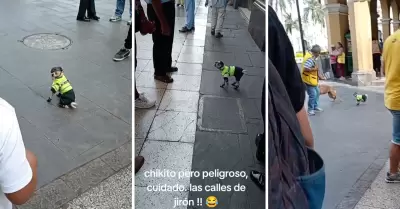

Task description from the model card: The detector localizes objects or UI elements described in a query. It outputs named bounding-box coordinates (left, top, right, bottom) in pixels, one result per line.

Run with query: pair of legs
left=336, top=63, right=345, bottom=80
left=211, top=6, right=226, bottom=38
left=115, top=0, right=132, bottom=17
left=373, top=53, right=381, bottom=78
left=58, top=90, right=77, bottom=108
left=331, top=63, right=337, bottom=78
left=306, top=84, right=321, bottom=115
left=147, top=1, right=176, bottom=83
left=250, top=80, right=265, bottom=191
left=387, top=110, right=400, bottom=182
left=179, top=0, right=195, bottom=32
left=77, top=0, right=98, bottom=21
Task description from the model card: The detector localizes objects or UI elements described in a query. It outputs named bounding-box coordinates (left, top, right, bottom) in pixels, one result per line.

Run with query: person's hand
left=161, top=22, right=171, bottom=36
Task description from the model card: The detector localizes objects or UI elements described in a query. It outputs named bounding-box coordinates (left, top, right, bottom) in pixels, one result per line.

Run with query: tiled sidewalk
left=134, top=0, right=208, bottom=208
left=353, top=160, right=400, bottom=209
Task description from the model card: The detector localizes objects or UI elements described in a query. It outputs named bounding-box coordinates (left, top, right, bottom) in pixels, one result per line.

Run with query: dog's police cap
left=50, top=67, right=63, bottom=73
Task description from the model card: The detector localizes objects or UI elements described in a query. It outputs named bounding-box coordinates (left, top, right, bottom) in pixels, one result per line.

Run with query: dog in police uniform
left=47, top=67, right=77, bottom=108
left=215, top=61, right=247, bottom=89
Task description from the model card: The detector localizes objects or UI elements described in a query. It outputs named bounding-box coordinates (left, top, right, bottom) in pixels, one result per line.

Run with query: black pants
left=147, top=1, right=175, bottom=76
left=77, top=0, right=96, bottom=18
left=60, top=89, right=76, bottom=106
left=126, top=25, right=132, bottom=49
left=373, top=53, right=381, bottom=73
left=234, top=67, right=244, bottom=81
left=331, top=63, right=337, bottom=78
left=135, top=33, right=139, bottom=99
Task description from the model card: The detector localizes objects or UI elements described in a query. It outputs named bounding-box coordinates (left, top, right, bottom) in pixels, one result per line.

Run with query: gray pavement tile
left=184, top=39, right=205, bottom=47
left=159, top=90, right=200, bottom=113
left=65, top=165, right=132, bottom=209
left=17, top=179, right=75, bottom=209
left=135, top=109, right=157, bottom=139
left=136, top=59, right=151, bottom=71
left=174, top=62, right=203, bottom=76
left=147, top=111, right=197, bottom=143
left=18, top=117, right=77, bottom=188
left=354, top=205, right=384, bottom=209
left=135, top=138, right=146, bottom=156
left=166, top=75, right=201, bottom=92
left=248, top=52, right=265, bottom=68
left=135, top=141, right=193, bottom=187
left=198, top=96, right=247, bottom=133
left=200, top=70, right=263, bottom=99
left=135, top=187, right=188, bottom=209
left=136, top=87, right=166, bottom=109
left=100, top=141, right=132, bottom=172
left=177, top=52, right=204, bottom=63
left=60, top=158, right=115, bottom=194
left=136, top=71, right=168, bottom=89
left=240, top=98, right=262, bottom=120
left=136, top=49, right=153, bottom=59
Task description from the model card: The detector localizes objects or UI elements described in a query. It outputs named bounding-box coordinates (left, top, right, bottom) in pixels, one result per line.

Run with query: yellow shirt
left=384, top=30, right=400, bottom=110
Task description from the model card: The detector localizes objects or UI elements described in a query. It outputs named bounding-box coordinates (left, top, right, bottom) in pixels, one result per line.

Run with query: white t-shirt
left=0, top=98, right=32, bottom=209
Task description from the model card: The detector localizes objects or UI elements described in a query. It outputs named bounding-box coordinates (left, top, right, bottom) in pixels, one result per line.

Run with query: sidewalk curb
left=335, top=148, right=388, bottom=209
left=17, top=140, right=132, bottom=209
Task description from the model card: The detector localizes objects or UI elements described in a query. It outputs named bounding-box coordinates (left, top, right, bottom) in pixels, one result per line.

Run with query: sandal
left=154, top=75, right=174, bottom=83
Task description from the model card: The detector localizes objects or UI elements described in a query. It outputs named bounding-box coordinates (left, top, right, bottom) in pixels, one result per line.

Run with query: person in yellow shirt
left=382, top=30, right=400, bottom=183
left=302, top=45, right=322, bottom=116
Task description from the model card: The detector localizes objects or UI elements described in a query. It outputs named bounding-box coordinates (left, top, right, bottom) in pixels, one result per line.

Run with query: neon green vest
left=221, top=66, right=235, bottom=77
left=52, top=75, right=72, bottom=94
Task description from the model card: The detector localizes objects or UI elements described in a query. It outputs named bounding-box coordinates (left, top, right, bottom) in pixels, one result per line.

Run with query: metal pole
left=295, top=0, right=306, bottom=55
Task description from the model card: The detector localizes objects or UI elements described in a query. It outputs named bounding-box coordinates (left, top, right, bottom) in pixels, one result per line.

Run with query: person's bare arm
left=296, top=106, right=314, bottom=148
left=5, top=150, right=37, bottom=205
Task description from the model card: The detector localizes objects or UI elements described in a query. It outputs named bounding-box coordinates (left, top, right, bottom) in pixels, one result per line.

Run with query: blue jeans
left=389, top=110, right=400, bottom=145
left=306, top=85, right=320, bottom=111
left=297, top=148, right=326, bottom=209
left=115, top=0, right=132, bottom=17
left=185, top=0, right=195, bottom=29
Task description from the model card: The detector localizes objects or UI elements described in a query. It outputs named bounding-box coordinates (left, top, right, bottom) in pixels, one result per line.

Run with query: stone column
left=370, top=0, right=379, bottom=39
left=348, top=0, right=375, bottom=86
left=380, top=0, right=391, bottom=40
left=324, top=3, right=349, bottom=47
left=392, top=1, right=400, bottom=31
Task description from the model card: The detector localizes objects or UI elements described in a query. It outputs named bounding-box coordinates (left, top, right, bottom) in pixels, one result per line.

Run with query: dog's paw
left=220, top=84, right=225, bottom=88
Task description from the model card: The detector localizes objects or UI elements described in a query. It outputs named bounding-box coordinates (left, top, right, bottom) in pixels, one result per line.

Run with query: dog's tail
left=242, top=70, right=248, bottom=75
left=70, top=102, right=78, bottom=109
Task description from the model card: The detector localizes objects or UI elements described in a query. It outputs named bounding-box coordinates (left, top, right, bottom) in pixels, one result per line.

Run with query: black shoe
left=179, top=26, right=195, bottom=33
left=166, top=66, right=178, bottom=73
left=89, top=16, right=100, bottom=21
left=250, top=170, right=265, bottom=191
left=113, top=48, right=131, bottom=61
left=211, top=29, right=215, bottom=36
left=77, top=17, right=90, bottom=22
left=215, top=32, right=223, bottom=38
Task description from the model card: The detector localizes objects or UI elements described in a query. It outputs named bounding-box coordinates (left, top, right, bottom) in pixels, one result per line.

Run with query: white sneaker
left=135, top=93, right=155, bottom=109
left=109, top=15, right=122, bottom=22
left=308, top=110, right=315, bottom=116
left=314, top=107, right=323, bottom=112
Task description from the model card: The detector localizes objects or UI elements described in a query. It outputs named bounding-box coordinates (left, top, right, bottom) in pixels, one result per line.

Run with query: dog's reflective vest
left=301, top=52, right=318, bottom=86
left=221, top=66, right=235, bottom=77
left=52, top=75, right=72, bottom=94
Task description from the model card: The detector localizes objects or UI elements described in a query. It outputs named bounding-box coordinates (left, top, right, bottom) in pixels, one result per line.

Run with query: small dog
left=215, top=61, right=246, bottom=89
left=47, top=67, right=77, bottom=109
left=353, top=92, right=368, bottom=105
left=319, top=84, right=337, bottom=101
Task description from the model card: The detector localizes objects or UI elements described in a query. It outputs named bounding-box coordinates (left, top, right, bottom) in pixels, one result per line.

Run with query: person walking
left=372, top=39, right=382, bottom=78
left=178, top=0, right=195, bottom=32
left=382, top=29, right=400, bottom=183
left=146, top=0, right=177, bottom=83
left=205, top=0, right=227, bottom=38
left=302, top=45, right=323, bottom=116
left=77, top=0, right=100, bottom=22
left=110, top=0, right=132, bottom=24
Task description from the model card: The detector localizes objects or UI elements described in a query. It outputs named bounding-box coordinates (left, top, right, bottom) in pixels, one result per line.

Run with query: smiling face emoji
left=206, top=196, right=218, bottom=208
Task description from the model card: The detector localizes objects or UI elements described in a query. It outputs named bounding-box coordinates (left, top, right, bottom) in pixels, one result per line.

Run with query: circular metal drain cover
left=22, top=33, right=72, bottom=50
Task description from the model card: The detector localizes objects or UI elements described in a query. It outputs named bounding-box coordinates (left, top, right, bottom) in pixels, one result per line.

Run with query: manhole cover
left=22, top=33, right=72, bottom=50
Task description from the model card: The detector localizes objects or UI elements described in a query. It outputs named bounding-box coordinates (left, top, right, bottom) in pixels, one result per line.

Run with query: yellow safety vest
left=337, top=52, right=346, bottom=64
left=52, top=75, right=73, bottom=94
left=301, top=52, right=319, bottom=86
